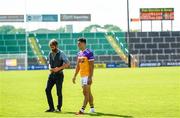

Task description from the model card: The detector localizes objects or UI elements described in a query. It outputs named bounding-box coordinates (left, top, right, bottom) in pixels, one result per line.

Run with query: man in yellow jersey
left=72, top=37, right=95, bottom=115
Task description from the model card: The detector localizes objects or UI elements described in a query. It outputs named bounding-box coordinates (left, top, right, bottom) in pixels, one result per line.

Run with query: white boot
left=90, top=108, right=95, bottom=113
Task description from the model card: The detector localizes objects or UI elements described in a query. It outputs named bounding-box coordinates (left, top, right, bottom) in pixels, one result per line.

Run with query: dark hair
left=78, top=37, right=86, bottom=44
left=49, top=39, right=58, bottom=46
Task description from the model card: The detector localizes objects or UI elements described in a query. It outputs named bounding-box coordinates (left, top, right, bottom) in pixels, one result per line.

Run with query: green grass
left=0, top=67, right=180, bottom=118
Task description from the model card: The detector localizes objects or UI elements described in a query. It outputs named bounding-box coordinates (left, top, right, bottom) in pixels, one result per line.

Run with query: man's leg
left=89, top=85, right=94, bottom=107
left=55, top=73, right=64, bottom=111
left=76, top=77, right=90, bottom=115
left=77, top=85, right=90, bottom=114
left=89, top=85, right=95, bottom=113
left=45, top=75, right=56, bottom=111
left=82, top=85, right=90, bottom=108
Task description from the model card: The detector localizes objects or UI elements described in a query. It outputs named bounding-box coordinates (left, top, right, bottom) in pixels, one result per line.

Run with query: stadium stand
left=0, top=32, right=180, bottom=68
left=128, top=31, right=180, bottom=66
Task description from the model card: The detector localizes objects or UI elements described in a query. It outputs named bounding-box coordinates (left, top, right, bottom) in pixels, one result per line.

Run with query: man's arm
left=88, top=60, right=94, bottom=85
left=72, top=60, right=80, bottom=84
left=52, top=62, right=70, bottom=73
left=48, top=53, right=54, bottom=73
left=52, top=51, right=70, bottom=72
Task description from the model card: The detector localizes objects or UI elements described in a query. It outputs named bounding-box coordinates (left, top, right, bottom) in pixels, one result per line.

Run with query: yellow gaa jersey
left=77, top=49, right=94, bottom=77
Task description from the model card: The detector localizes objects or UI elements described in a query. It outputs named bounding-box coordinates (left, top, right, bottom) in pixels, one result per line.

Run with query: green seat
left=7, top=46, right=19, bottom=52
left=5, top=40, right=18, bottom=46
left=103, top=44, right=112, bottom=49
left=60, top=33, right=71, bottom=38
left=18, top=40, right=26, bottom=45
left=66, top=45, right=77, bottom=50
left=107, top=50, right=116, bottom=55
left=115, top=32, right=125, bottom=38
left=19, top=46, right=26, bottom=52
left=59, top=45, right=66, bottom=50
left=0, top=41, right=4, bottom=45
left=8, top=51, right=21, bottom=54
left=36, top=34, right=47, bottom=40
left=86, top=45, right=91, bottom=49
left=48, top=33, right=59, bottom=39
left=41, top=45, right=49, bottom=51
left=28, top=51, right=35, bottom=57
left=72, top=33, right=83, bottom=39
left=99, top=38, right=109, bottom=43
left=16, top=34, right=26, bottom=40
left=95, top=50, right=106, bottom=55
left=44, top=51, right=49, bottom=56
left=91, top=44, right=102, bottom=50
left=0, top=46, right=7, bottom=52
left=62, top=39, right=74, bottom=45
left=87, top=38, right=98, bottom=44
left=38, top=39, right=49, bottom=45
left=95, top=33, right=105, bottom=38
left=69, top=50, right=78, bottom=55
left=3, top=34, right=15, bottom=40
left=0, top=35, right=3, bottom=40
left=84, top=33, right=95, bottom=38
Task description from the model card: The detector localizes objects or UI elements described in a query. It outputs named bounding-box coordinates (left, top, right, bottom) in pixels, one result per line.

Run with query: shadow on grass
left=55, top=111, right=133, bottom=118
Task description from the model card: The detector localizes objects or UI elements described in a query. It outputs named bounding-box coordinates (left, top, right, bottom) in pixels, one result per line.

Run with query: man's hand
left=88, top=77, right=92, bottom=85
left=72, top=77, right=76, bottom=84
left=50, top=68, right=53, bottom=73
left=51, top=67, right=61, bottom=73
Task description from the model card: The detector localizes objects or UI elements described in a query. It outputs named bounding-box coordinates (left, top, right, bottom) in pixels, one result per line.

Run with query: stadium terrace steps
left=28, top=36, right=46, bottom=65
left=105, top=35, right=128, bottom=64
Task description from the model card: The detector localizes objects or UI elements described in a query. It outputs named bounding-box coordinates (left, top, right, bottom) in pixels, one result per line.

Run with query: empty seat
left=96, top=33, right=105, bottom=38
left=158, top=55, right=169, bottom=60
left=84, top=33, right=95, bottom=38
left=72, top=33, right=83, bottom=39
left=3, top=34, right=15, bottom=40
left=141, top=38, right=152, bottom=43
left=114, top=32, right=126, bottom=38
left=0, top=34, right=2, bottom=40
left=19, top=46, right=26, bottom=52
left=0, top=46, right=6, bottom=52
left=4, top=40, right=18, bottom=46
left=146, top=55, right=157, bottom=60
left=60, top=33, right=71, bottom=38
left=36, top=34, right=47, bottom=40
left=107, top=50, right=116, bottom=55
left=87, top=38, right=98, bottom=44
left=38, top=39, right=49, bottom=44
left=102, top=44, right=112, bottom=49
left=91, top=44, right=103, bottom=50
left=69, top=50, right=78, bottom=55
left=0, top=40, right=4, bottom=45
left=7, top=46, right=19, bottom=52
left=48, top=33, right=59, bottom=39
left=129, top=38, right=140, bottom=43
left=62, top=39, right=74, bottom=45
left=16, top=34, right=26, bottom=40
left=98, top=38, right=108, bottom=43
left=94, top=50, right=106, bottom=55
left=66, top=45, right=77, bottom=50
left=18, top=40, right=26, bottom=45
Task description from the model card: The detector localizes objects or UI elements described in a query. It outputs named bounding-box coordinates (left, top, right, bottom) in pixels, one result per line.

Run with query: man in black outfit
left=45, top=39, right=70, bottom=112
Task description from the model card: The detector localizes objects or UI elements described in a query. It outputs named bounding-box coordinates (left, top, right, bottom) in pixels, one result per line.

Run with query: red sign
left=140, top=8, right=174, bottom=20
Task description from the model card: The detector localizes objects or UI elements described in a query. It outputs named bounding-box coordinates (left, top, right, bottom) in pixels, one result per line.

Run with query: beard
left=52, top=48, right=58, bottom=53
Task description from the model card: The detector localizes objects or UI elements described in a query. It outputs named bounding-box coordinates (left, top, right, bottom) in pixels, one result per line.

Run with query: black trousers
left=45, top=72, right=64, bottom=110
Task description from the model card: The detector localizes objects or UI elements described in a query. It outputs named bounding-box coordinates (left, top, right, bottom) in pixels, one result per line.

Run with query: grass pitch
left=0, top=67, right=180, bottom=117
